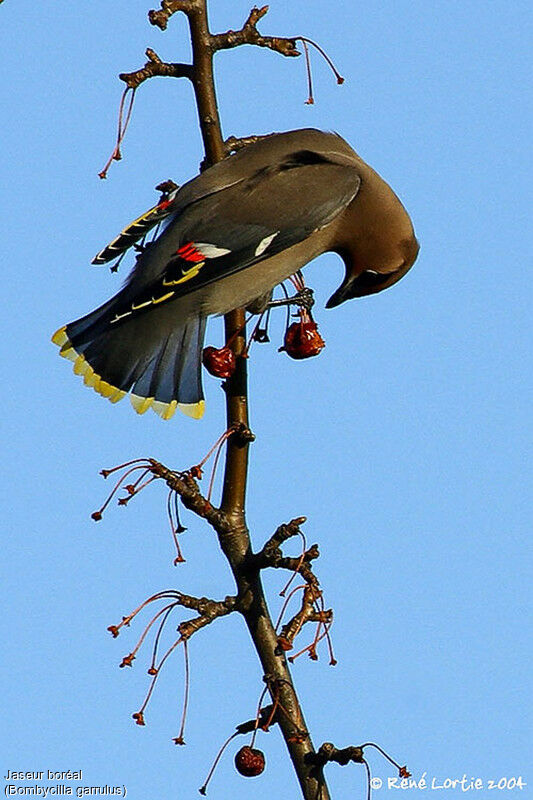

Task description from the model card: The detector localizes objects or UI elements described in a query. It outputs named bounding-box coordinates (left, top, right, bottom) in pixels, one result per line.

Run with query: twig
left=178, top=595, right=238, bottom=639
left=307, top=742, right=364, bottom=768
left=210, top=6, right=301, bottom=58
left=277, top=585, right=331, bottom=654
left=148, top=0, right=195, bottom=30
left=147, top=459, right=231, bottom=534
left=119, top=48, right=193, bottom=90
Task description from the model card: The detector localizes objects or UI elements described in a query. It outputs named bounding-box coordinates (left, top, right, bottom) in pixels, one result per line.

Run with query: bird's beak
left=325, top=275, right=356, bottom=309
left=326, top=263, right=412, bottom=308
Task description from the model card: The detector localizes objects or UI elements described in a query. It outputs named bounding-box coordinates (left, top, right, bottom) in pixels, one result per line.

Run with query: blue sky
left=1, top=1, right=531, bottom=798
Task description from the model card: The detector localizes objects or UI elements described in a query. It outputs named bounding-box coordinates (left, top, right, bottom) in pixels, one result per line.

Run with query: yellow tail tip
left=51, top=326, right=68, bottom=347
left=178, top=400, right=205, bottom=420
left=52, top=328, right=204, bottom=420
left=152, top=399, right=178, bottom=420
left=130, top=394, right=155, bottom=415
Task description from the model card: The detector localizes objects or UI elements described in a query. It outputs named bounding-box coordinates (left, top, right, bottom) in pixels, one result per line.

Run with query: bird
left=52, top=128, right=419, bottom=420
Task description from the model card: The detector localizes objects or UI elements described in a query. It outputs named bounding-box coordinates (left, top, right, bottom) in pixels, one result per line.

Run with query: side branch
left=277, top=585, right=331, bottom=652
left=256, top=516, right=308, bottom=558
left=148, top=458, right=231, bottom=534
left=307, top=742, right=364, bottom=768
left=210, top=6, right=300, bottom=57
left=148, top=3, right=301, bottom=58
left=120, top=48, right=193, bottom=89
left=108, top=588, right=237, bottom=643
left=148, top=0, right=194, bottom=30
left=252, top=517, right=321, bottom=587
left=178, top=594, right=238, bottom=639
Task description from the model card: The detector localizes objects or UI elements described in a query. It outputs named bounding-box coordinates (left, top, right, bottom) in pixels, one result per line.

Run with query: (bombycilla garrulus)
left=52, top=128, right=419, bottom=420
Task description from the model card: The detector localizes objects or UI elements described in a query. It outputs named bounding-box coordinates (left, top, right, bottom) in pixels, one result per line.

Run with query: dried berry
left=276, top=636, right=293, bottom=652
left=202, top=346, right=236, bottom=378
left=234, top=745, right=266, bottom=777
left=279, top=320, right=325, bottom=360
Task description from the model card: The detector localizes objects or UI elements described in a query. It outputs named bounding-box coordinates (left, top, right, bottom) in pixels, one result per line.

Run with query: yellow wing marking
left=111, top=290, right=176, bottom=323
left=92, top=203, right=167, bottom=264
left=163, top=261, right=205, bottom=286
left=131, top=299, right=152, bottom=312
left=111, top=310, right=133, bottom=324
left=152, top=291, right=175, bottom=304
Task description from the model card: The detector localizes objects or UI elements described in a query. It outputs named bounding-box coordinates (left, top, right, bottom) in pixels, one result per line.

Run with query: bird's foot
left=267, top=287, right=315, bottom=313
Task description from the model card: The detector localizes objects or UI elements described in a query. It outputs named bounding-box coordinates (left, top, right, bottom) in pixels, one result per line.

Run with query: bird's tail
left=52, top=298, right=207, bottom=420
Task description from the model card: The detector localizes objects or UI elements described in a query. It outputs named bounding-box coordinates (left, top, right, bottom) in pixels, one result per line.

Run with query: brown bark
left=171, top=3, right=330, bottom=797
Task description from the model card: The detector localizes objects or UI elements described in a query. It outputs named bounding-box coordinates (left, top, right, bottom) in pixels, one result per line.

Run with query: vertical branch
left=220, top=306, right=249, bottom=522
left=186, top=2, right=250, bottom=529
left=187, top=2, right=226, bottom=164
left=182, top=3, right=330, bottom=798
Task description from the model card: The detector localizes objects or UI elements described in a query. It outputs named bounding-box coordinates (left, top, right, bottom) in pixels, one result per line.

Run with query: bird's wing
left=109, top=150, right=361, bottom=322
left=91, top=187, right=181, bottom=265
left=91, top=130, right=359, bottom=268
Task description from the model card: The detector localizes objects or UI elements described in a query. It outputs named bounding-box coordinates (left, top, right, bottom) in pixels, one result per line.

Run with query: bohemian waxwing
left=52, top=128, right=419, bottom=420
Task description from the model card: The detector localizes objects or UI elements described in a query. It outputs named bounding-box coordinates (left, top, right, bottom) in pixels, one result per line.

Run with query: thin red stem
left=100, top=458, right=151, bottom=477
left=98, top=87, right=137, bottom=179
left=359, top=743, right=402, bottom=771
left=296, top=36, right=345, bottom=85
left=175, top=639, right=190, bottom=743
left=301, top=38, right=314, bottom=105
left=250, top=684, right=270, bottom=748
left=148, top=604, right=178, bottom=670
left=126, top=602, right=177, bottom=663
left=198, top=730, right=240, bottom=795
left=137, top=636, right=183, bottom=716
left=112, top=591, right=181, bottom=633
left=93, top=465, right=148, bottom=517
left=288, top=619, right=333, bottom=664
left=279, top=531, right=308, bottom=597
left=166, top=489, right=185, bottom=563
left=274, top=584, right=306, bottom=631
left=363, top=759, right=372, bottom=800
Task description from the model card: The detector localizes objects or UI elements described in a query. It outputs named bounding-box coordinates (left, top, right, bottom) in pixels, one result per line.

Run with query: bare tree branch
left=308, top=742, right=364, bottom=768
left=210, top=6, right=301, bottom=57
left=101, top=3, right=335, bottom=797
left=120, top=48, right=193, bottom=89
left=148, top=0, right=194, bottom=30
left=178, top=594, right=238, bottom=639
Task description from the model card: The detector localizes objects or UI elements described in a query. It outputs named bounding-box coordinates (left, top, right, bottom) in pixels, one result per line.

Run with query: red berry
left=202, top=346, right=237, bottom=378
left=280, top=320, right=325, bottom=360
left=234, top=745, right=266, bottom=777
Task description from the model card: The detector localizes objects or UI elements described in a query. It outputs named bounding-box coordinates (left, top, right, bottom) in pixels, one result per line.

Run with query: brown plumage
left=52, top=128, right=419, bottom=419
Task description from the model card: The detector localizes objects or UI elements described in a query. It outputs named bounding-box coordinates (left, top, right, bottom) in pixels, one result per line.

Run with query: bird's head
left=326, top=235, right=420, bottom=309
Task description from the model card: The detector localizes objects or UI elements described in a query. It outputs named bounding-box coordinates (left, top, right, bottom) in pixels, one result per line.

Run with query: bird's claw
left=267, top=287, right=315, bottom=312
